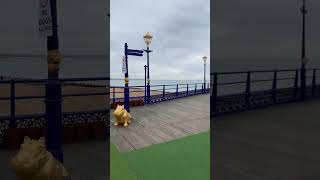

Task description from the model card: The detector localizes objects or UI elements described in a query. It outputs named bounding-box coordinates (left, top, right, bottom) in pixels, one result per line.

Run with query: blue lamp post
left=143, top=32, right=153, bottom=104
left=203, top=56, right=207, bottom=93
left=144, top=65, right=147, bottom=103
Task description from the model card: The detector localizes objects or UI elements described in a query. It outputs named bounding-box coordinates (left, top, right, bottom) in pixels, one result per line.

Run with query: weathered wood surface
left=110, top=94, right=210, bottom=152
left=213, top=99, right=320, bottom=180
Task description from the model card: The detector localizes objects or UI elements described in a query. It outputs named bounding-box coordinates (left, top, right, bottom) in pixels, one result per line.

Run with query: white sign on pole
left=122, top=56, right=127, bottom=73
left=38, top=0, right=53, bottom=37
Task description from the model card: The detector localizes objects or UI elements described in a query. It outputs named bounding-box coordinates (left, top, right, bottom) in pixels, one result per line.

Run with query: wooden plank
left=110, top=134, right=134, bottom=153
left=121, top=130, right=152, bottom=150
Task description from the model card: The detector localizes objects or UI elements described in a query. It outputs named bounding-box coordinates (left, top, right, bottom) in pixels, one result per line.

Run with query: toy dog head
left=113, top=104, right=125, bottom=117
left=10, top=136, right=48, bottom=176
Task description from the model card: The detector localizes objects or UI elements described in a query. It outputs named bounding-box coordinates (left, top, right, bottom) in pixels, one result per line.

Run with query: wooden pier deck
left=110, top=94, right=210, bottom=152
left=213, top=99, right=320, bottom=180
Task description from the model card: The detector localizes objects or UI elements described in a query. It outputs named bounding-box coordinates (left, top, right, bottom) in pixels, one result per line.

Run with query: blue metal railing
left=110, top=82, right=210, bottom=104
left=0, top=77, right=109, bottom=146
left=211, top=68, right=320, bottom=116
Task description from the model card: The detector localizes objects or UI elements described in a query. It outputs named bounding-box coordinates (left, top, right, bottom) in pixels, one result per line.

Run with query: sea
left=0, top=56, right=209, bottom=92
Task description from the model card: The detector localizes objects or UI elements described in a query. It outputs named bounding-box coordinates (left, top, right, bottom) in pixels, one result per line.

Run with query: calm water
left=0, top=56, right=108, bottom=79
left=0, top=56, right=209, bottom=91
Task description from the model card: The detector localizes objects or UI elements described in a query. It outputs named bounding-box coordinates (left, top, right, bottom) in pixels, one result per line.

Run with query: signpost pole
left=123, top=43, right=144, bottom=112
left=124, top=43, right=130, bottom=112
left=45, top=0, right=63, bottom=163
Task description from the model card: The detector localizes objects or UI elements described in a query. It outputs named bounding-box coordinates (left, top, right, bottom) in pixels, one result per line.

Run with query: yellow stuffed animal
left=113, top=104, right=132, bottom=127
left=10, top=136, right=70, bottom=180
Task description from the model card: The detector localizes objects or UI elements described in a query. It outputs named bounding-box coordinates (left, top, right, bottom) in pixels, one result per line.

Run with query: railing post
left=176, top=84, right=178, bottom=98
left=195, top=84, right=197, bottom=95
left=294, top=69, right=299, bottom=98
left=301, top=67, right=306, bottom=100
left=9, top=80, right=16, bottom=128
left=186, top=84, right=189, bottom=96
left=212, top=73, right=218, bottom=116
left=272, top=70, right=278, bottom=104
left=245, top=71, right=251, bottom=109
left=163, top=85, right=165, bottom=100
left=202, top=84, right=204, bottom=93
left=112, top=87, right=115, bottom=103
left=312, top=69, right=316, bottom=97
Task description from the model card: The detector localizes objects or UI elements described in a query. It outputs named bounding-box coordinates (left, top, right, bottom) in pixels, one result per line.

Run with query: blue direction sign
left=123, top=43, right=144, bottom=113
left=127, top=52, right=143, bottom=56
left=126, top=48, right=143, bottom=56
left=127, top=49, right=144, bottom=54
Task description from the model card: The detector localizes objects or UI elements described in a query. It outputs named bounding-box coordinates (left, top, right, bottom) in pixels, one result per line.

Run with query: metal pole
left=146, top=46, right=151, bottom=104
left=124, top=43, right=130, bottom=112
left=300, top=0, right=307, bottom=100
left=245, top=71, right=251, bottom=109
left=9, top=81, right=16, bottom=128
left=204, top=62, right=206, bottom=92
left=144, top=65, right=147, bottom=103
left=45, top=0, right=63, bottom=162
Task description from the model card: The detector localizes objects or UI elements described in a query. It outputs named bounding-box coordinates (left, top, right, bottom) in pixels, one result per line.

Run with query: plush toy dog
left=10, top=136, right=70, bottom=180
left=113, top=104, right=132, bottom=127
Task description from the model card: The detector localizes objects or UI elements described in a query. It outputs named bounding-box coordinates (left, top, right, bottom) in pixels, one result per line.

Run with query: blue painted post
left=195, top=84, right=197, bottom=95
left=312, top=69, right=316, bottom=97
left=124, top=43, right=130, bottom=112
left=162, top=85, right=165, bottom=100
left=212, top=73, right=218, bottom=116
left=45, top=0, right=63, bottom=163
left=245, top=71, right=251, bottom=109
left=176, top=84, right=178, bottom=98
left=272, top=70, right=278, bottom=104
left=202, top=84, right=204, bottom=93
left=186, top=84, right=189, bottom=96
left=9, top=80, right=16, bottom=128
left=294, top=69, right=299, bottom=98
left=300, top=0, right=307, bottom=101
left=112, top=87, right=115, bottom=103
left=144, top=65, right=147, bottom=103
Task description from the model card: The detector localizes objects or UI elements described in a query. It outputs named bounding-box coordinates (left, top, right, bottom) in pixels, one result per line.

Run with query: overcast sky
left=0, top=0, right=107, bottom=55
left=212, top=0, right=320, bottom=70
left=110, top=0, right=210, bottom=80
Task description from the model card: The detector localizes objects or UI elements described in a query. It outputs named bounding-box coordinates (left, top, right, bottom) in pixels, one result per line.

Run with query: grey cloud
left=111, top=0, right=210, bottom=80
left=213, top=0, right=320, bottom=61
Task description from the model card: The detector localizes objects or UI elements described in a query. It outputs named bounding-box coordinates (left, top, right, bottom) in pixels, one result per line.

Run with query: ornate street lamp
left=143, top=32, right=153, bottom=104
left=203, top=56, right=207, bottom=92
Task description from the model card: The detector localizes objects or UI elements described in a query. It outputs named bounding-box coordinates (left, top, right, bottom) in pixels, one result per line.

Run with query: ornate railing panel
left=110, top=83, right=210, bottom=105
left=0, top=77, right=109, bottom=147
left=211, top=69, right=320, bottom=117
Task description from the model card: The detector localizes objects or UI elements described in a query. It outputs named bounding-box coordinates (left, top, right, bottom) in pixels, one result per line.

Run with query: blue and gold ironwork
left=0, top=77, right=109, bottom=149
